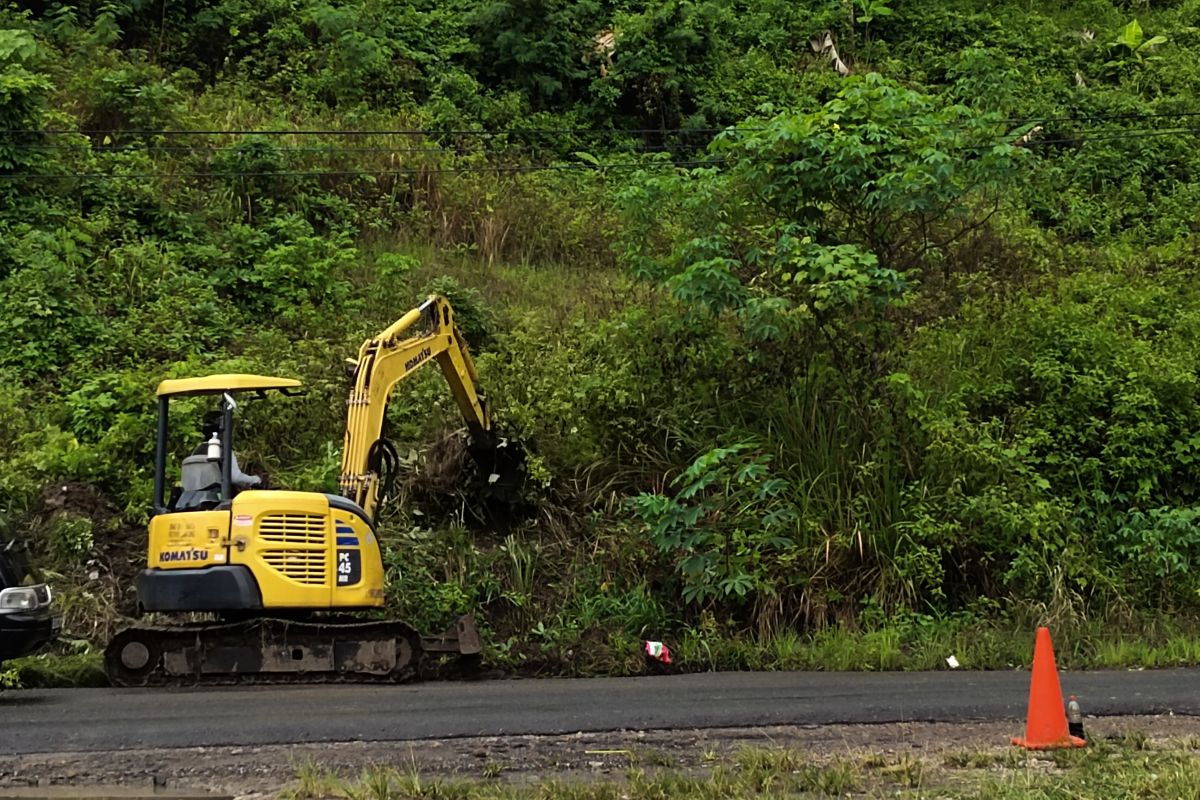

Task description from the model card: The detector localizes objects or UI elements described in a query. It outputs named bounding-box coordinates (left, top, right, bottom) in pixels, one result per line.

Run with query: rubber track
left=106, top=617, right=422, bottom=688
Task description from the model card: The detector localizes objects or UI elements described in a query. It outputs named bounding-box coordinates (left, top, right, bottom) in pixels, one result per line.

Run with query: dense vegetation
left=6, top=0, right=1200, bottom=680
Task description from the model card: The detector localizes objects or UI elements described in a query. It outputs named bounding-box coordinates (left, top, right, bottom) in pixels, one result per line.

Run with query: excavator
left=105, top=295, right=518, bottom=686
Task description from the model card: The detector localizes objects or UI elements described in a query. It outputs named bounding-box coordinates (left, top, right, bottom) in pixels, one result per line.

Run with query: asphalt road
left=3, top=669, right=1198, bottom=755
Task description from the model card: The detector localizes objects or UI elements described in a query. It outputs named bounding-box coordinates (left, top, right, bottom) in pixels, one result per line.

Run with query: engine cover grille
left=262, top=549, right=327, bottom=585
left=258, top=513, right=327, bottom=545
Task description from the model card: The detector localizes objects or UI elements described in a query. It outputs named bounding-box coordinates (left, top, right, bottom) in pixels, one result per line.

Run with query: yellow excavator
left=105, top=295, right=517, bottom=686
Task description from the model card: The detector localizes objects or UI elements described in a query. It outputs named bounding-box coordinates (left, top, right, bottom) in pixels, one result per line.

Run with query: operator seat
left=174, top=455, right=222, bottom=511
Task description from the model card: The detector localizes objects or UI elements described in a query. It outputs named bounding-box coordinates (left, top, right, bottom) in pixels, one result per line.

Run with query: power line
left=1020, top=127, right=1200, bottom=147
left=721, top=108, right=1200, bottom=132
left=0, top=125, right=748, bottom=138
left=4, top=121, right=1200, bottom=182
left=0, top=141, right=703, bottom=156
left=4, top=108, right=1200, bottom=151
left=2, top=102, right=1200, bottom=144
left=0, top=158, right=731, bottom=182
left=0, top=109, right=1190, bottom=139
left=1003, top=108, right=1200, bottom=126
left=5, top=120, right=1197, bottom=158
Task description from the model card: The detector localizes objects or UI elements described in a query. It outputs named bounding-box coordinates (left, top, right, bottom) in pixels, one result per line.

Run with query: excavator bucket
left=420, top=614, right=482, bottom=656
left=468, top=435, right=527, bottom=503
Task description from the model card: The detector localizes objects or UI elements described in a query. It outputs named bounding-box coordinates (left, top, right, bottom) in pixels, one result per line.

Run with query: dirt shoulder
left=2, top=715, right=1199, bottom=798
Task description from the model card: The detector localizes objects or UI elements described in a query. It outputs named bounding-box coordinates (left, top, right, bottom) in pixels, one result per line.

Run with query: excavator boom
left=339, top=295, right=492, bottom=520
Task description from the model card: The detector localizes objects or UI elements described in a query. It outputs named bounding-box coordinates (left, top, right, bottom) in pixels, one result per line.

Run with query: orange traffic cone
left=1011, top=627, right=1086, bottom=749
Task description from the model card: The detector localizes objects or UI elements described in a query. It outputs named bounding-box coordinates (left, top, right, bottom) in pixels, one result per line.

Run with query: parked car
left=0, top=543, right=59, bottom=667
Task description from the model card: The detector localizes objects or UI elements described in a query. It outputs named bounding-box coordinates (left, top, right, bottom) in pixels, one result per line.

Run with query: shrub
left=0, top=27, right=52, bottom=172
left=629, top=442, right=803, bottom=632
left=898, top=268, right=1200, bottom=609
left=45, top=512, right=94, bottom=565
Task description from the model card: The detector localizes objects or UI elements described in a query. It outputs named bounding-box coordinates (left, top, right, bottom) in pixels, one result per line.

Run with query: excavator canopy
left=155, top=374, right=303, bottom=398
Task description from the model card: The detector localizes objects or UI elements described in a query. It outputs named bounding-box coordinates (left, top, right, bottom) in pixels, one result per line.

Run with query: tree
left=616, top=74, right=1026, bottom=348
left=1103, top=19, right=1167, bottom=76
left=0, top=28, right=52, bottom=172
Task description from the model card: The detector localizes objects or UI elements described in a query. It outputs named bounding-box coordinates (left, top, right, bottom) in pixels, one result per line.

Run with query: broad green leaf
left=1117, top=19, right=1143, bottom=50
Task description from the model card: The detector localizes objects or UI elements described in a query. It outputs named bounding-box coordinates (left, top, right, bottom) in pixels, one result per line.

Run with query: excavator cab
left=154, top=376, right=296, bottom=514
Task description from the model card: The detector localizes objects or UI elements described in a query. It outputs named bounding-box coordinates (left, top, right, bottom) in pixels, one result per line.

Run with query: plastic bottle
left=206, top=432, right=222, bottom=460
left=1067, top=695, right=1085, bottom=740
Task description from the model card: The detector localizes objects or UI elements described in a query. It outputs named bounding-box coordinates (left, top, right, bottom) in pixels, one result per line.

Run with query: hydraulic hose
left=367, top=438, right=401, bottom=509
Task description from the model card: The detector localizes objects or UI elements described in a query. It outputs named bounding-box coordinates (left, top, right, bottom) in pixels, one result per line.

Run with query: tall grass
left=700, top=362, right=914, bottom=629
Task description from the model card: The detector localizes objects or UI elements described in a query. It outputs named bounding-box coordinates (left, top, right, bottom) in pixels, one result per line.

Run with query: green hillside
left=6, top=0, right=1200, bottom=682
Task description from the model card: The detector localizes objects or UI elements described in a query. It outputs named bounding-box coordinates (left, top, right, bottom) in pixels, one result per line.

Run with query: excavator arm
left=338, top=295, right=491, bottom=520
